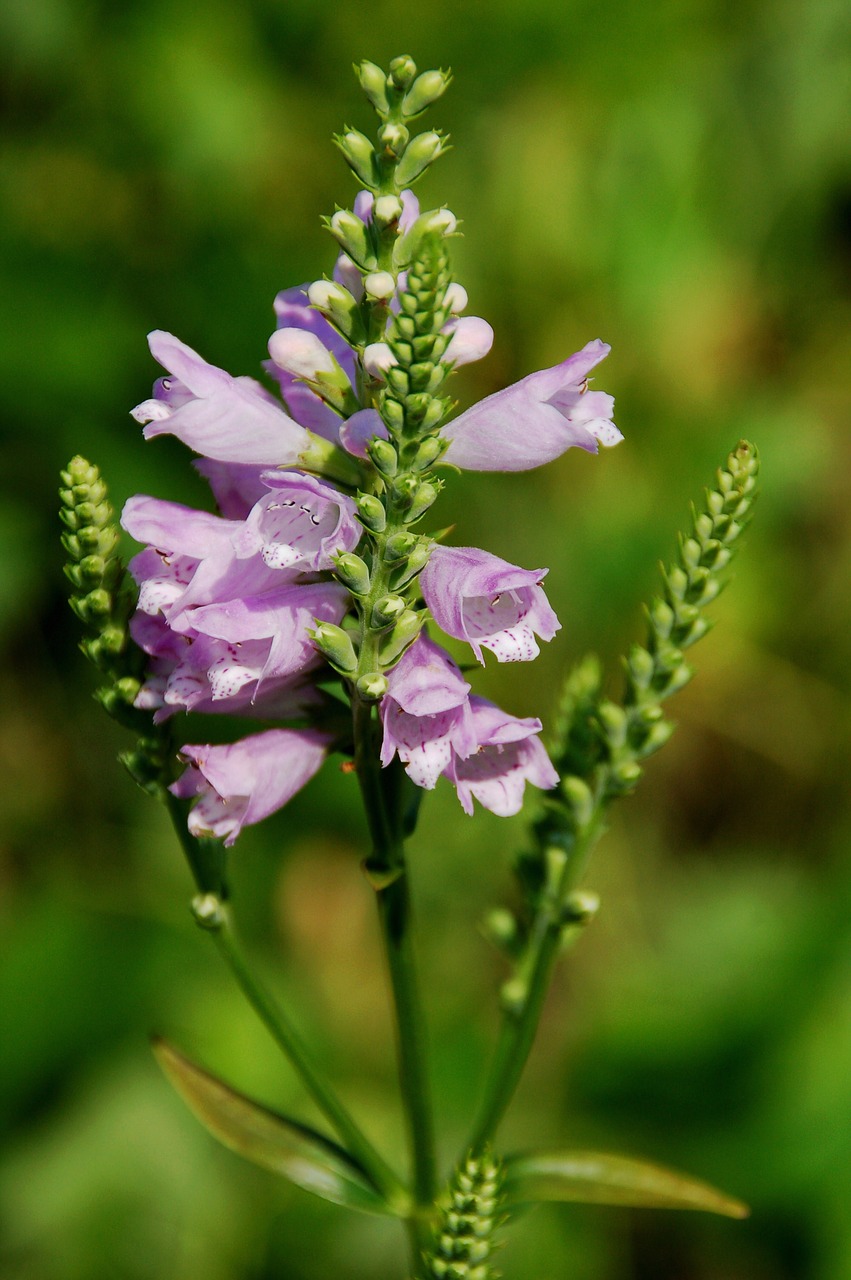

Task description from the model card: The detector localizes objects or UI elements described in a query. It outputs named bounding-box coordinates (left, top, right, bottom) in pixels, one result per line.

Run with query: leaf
left=152, top=1038, right=396, bottom=1215
left=503, top=1149, right=749, bottom=1218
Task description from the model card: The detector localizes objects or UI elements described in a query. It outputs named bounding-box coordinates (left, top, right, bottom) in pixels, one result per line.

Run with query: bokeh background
left=2, top=1, right=850, bottom=1277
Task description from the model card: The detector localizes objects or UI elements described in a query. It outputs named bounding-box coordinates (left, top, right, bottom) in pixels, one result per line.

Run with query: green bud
left=371, top=594, right=407, bottom=627
left=356, top=672, right=389, bottom=701
left=355, top=59, right=390, bottom=115
left=402, top=68, right=452, bottom=117
left=311, top=622, right=358, bottom=674
left=561, top=889, right=600, bottom=926
left=406, top=480, right=438, bottom=522
left=637, top=719, right=676, bottom=756
left=395, top=132, right=447, bottom=186
left=379, top=608, right=422, bottom=665
left=334, top=128, right=379, bottom=187
left=482, top=907, right=520, bottom=952
left=334, top=553, right=371, bottom=595
left=191, top=893, right=225, bottom=931
left=608, top=760, right=643, bottom=793
left=560, top=775, right=594, bottom=826
left=388, top=55, right=417, bottom=89
left=391, top=539, right=432, bottom=589
left=372, top=194, right=403, bottom=226
left=385, top=365, right=411, bottom=396
left=306, top=279, right=365, bottom=344
left=393, top=207, right=456, bottom=268
left=367, top=437, right=398, bottom=477
left=411, top=436, right=446, bottom=470
left=327, top=209, right=376, bottom=269
left=380, top=396, right=405, bottom=433
left=378, top=121, right=409, bottom=157
left=355, top=492, right=386, bottom=533
left=597, top=699, right=627, bottom=748
left=500, top=976, right=528, bottom=1015
left=384, top=532, right=418, bottom=563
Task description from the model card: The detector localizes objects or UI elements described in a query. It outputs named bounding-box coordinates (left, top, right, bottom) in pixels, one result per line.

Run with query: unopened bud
left=391, top=539, right=432, bottom=589
left=355, top=60, right=390, bottom=115
left=406, top=480, right=439, bottom=522
left=312, top=622, right=358, bottom=674
left=482, top=907, right=519, bottom=952
left=363, top=270, right=396, bottom=300
left=367, top=437, right=398, bottom=477
left=597, top=700, right=628, bottom=748
left=363, top=342, right=398, bottom=378
left=402, top=68, right=452, bottom=117
left=395, top=132, right=448, bottom=186
left=560, top=775, right=594, bottom=826
left=334, top=129, right=378, bottom=187
left=355, top=492, right=386, bottom=532
left=192, top=893, right=224, bottom=931
left=378, top=122, right=409, bottom=157
left=328, top=209, right=375, bottom=268
left=334, top=553, right=371, bottom=596
left=561, top=889, right=600, bottom=926
left=380, top=396, right=405, bottom=433
left=384, top=532, right=418, bottom=563
left=371, top=594, right=407, bottom=627
left=444, top=282, right=468, bottom=313
left=411, top=437, right=446, bottom=471
left=388, top=55, right=417, bottom=89
left=307, top=280, right=363, bottom=343
left=268, top=328, right=336, bottom=379
left=379, top=608, right=422, bottom=665
left=356, top=672, right=389, bottom=701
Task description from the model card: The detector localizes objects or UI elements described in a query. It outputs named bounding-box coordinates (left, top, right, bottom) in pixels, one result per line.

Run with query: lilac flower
left=441, top=340, right=622, bottom=471
left=193, top=460, right=270, bottom=520
left=232, top=472, right=360, bottom=571
left=132, top=331, right=311, bottom=465
left=420, top=545, right=561, bottom=663
left=445, top=697, right=559, bottom=816
left=380, top=632, right=477, bottom=788
left=443, top=316, right=494, bottom=368
left=170, top=729, right=332, bottom=846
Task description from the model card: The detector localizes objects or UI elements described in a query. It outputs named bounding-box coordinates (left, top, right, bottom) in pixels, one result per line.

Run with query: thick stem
left=354, top=695, right=438, bottom=1212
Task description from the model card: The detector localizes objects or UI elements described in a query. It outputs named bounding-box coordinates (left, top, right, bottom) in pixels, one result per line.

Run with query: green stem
left=354, top=696, right=438, bottom=1216
left=165, top=797, right=407, bottom=1211
left=469, top=809, right=606, bottom=1151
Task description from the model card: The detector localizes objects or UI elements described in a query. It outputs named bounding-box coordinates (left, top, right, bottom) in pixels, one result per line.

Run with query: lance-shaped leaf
left=153, top=1038, right=397, bottom=1215
left=503, top=1149, right=748, bottom=1218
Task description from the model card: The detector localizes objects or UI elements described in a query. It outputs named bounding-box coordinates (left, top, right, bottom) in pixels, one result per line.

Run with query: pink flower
left=446, top=698, right=559, bottom=816
left=380, top=633, right=477, bottom=788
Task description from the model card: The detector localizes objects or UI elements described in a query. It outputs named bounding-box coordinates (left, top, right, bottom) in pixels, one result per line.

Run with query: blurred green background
left=2, top=0, right=850, bottom=1276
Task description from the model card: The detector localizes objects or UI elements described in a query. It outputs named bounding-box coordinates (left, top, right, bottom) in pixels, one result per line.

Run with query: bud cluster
left=424, top=1150, right=504, bottom=1280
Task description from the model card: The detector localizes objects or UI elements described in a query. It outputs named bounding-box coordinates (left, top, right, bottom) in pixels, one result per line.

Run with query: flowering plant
left=59, top=55, right=758, bottom=1278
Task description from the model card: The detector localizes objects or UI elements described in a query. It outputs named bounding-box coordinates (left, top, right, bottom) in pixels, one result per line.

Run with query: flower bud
left=373, top=194, right=404, bottom=226
left=406, top=480, right=439, bottom=522
left=561, top=889, right=600, bottom=927
left=401, top=68, right=452, bottom=117
left=597, top=700, right=627, bottom=749
left=307, top=279, right=364, bottom=343
left=328, top=209, right=375, bottom=268
left=388, top=55, right=417, bottom=89
left=380, top=396, right=405, bottom=433
left=482, top=907, right=520, bottom=953
left=192, top=893, right=225, bottom=931
left=356, top=672, right=389, bottom=701
left=363, top=342, right=398, bottom=378
left=334, top=129, right=379, bottom=187
left=395, top=132, right=448, bottom=186
left=560, top=775, right=594, bottom=827
left=355, top=60, right=390, bottom=115
left=379, top=608, right=422, bottom=665
left=355, top=492, right=386, bottom=532
left=363, top=270, right=396, bottom=300
left=444, top=282, right=468, bottom=313
left=385, top=366, right=410, bottom=396
left=367, top=437, right=398, bottom=477
left=390, top=539, right=432, bottom=589
left=334, top=552, right=371, bottom=596
left=384, top=532, right=418, bottom=563
left=393, top=208, right=457, bottom=268
left=371, top=594, right=407, bottom=627
left=411, top=437, right=446, bottom=471
left=311, top=622, right=358, bottom=674
left=378, top=122, right=409, bottom=158
left=268, top=328, right=337, bottom=379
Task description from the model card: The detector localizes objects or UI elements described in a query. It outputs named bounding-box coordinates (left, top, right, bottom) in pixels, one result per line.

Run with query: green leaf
left=503, top=1149, right=748, bottom=1218
left=152, top=1038, right=397, bottom=1216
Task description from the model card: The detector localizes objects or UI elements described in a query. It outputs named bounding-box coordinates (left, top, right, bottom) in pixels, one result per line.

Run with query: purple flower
left=445, top=697, right=559, bottom=816
left=420, top=545, right=561, bottom=663
left=266, top=286, right=356, bottom=441
left=132, top=331, right=311, bottom=465
left=170, top=729, right=331, bottom=845
left=232, top=472, right=360, bottom=571
left=193, top=460, right=270, bottom=519
left=441, top=340, right=622, bottom=471
left=380, top=633, right=477, bottom=788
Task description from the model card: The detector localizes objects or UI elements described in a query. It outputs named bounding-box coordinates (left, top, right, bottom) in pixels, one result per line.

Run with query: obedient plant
left=60, top=55, right=759, bottom=1278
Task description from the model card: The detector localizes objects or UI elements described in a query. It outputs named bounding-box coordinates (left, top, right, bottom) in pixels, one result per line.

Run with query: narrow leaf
left=152, top=1038, right=396, bottom=1215
left=503, top=1149, right=748, bottom=1218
